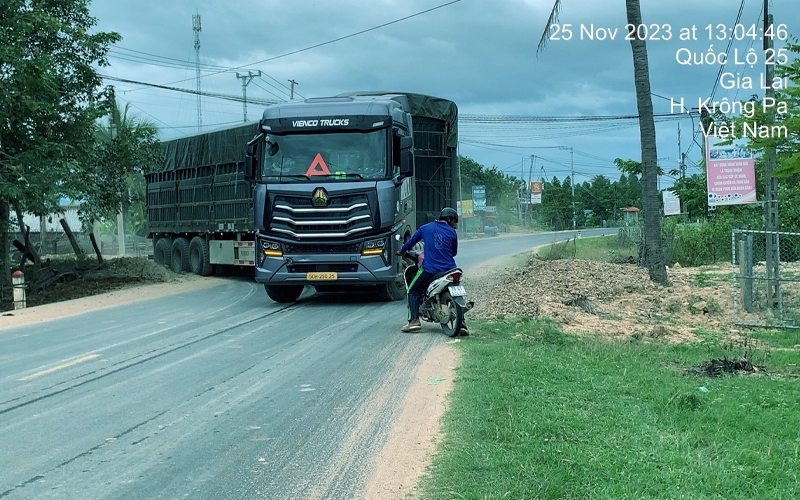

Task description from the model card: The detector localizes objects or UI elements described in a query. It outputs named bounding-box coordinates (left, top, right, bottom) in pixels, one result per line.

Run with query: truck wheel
left=189, top=237, right=213, bottom=276
left=154, top=238, right=172, bottom=268
left=170, top=238, right=190, bottom=273
left=377, top=278, right=406, bottom=302
left=265, top=285, right=303, bottom=303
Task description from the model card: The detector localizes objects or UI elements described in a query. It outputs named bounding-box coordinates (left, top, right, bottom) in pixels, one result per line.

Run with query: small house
left=622, top=206, right=640, bottom=224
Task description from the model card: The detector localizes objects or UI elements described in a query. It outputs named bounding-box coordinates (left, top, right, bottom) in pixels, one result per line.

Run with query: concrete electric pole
left=192, top=13, right=202, bottom=132
left=559, top=146, right=576, bottom=229
left=236, top=70, right=261, bottom=122
left=763, top=1, right=780, bottom=310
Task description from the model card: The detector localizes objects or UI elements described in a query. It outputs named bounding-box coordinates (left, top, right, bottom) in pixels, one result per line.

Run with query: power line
left=160, top=0, right=465, bottom=87
left=99, top=74, right=281, bottom=106
left=459, top=112, right=691, bottom=123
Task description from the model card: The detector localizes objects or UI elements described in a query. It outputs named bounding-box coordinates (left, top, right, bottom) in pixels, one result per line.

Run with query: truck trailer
left=146, top=92, right=458, bottom=303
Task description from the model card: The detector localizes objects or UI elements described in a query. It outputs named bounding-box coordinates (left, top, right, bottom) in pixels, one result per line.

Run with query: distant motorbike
left=401, top=250, right=473, bottom=337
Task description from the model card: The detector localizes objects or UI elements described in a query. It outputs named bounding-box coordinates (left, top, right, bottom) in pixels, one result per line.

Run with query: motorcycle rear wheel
left=438, top=290, right=464, bottom=337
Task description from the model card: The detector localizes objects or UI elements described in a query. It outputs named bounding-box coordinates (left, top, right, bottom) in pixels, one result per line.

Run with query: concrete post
left=12, top=270, right=26, bottom=310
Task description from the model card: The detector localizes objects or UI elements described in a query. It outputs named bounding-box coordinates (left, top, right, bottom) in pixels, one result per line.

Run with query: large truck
left=146, top=92, right=458, bottom=303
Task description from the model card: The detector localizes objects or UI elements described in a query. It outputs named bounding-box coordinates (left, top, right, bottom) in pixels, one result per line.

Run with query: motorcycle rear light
left=450, top=272, right=462, bottom=282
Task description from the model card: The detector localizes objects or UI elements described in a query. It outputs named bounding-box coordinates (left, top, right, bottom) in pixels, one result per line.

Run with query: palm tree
left=93, top=96, right=160, bottom=240
left=538, top=0, right=669, bottom=285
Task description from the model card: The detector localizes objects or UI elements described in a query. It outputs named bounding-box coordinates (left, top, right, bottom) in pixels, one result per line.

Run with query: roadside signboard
left=461, top=199, right=473, bottom=217
left=663, top=190, right=681, bottom=216
left=472, top=185, right=486, bottom=212
left=705, top=135, right=757, bottom=207
left=530, top=181, right=543, bottom=204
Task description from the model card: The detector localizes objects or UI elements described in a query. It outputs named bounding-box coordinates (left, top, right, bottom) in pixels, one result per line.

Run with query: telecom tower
left=192, top=13, right=202, bottom=132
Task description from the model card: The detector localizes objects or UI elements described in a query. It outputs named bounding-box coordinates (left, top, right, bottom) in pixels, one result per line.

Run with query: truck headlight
left=362, top=238, right=387, bottom=256
left=262, top=240, right=283, bottom=257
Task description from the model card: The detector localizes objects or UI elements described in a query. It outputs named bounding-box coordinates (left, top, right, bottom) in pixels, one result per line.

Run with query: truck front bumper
left=255, top=253, right=400, bottom=286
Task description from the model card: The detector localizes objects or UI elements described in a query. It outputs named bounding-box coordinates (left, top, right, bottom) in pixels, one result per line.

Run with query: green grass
left=536, top=235, right=638, bottom=263
left=418, top=318, right=800, bottom=499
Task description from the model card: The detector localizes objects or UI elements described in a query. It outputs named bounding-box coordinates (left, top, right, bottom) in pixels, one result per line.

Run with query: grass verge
left=537, top=234, right=638, bottom=263
left=418, top=318, right=800, bottom=499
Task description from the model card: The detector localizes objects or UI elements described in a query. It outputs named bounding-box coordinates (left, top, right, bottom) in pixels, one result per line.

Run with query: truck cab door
left=244, top=133, right=264, bottom=181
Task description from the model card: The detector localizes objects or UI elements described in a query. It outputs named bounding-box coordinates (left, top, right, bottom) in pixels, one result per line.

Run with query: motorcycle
left=401, top=250, right=474, bottom=337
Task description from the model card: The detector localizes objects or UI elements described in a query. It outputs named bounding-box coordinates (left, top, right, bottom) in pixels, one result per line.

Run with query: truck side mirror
left=399, top=150, right=414, bottom=178
left=397, top=134, right=414, bottom=179
left=244, top=133, right=264, bottom=181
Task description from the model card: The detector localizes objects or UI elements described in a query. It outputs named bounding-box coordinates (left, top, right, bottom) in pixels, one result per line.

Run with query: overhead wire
left=159, top=0, right=465, bottom=87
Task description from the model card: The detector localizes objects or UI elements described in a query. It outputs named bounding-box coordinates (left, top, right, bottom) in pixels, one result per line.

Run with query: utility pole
left=559, top=146, right=576, bottom=229
left=519, top=158, right=524, bottom=224
left=192, top=13, right=202, bottom=132
left=288, top=79, right=298, bottom=99
left=678, top=123, right=685, bottom=179
left=528, top=155, right=534, bottom=225
left=763, top=0, right=780, bottom=310
left=236, top=70, right=261, bottom=122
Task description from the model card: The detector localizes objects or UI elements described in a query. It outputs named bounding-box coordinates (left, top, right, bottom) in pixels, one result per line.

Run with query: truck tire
left=171, top=237, right=190, bottom=274
left=189, top=237, right=213, bottom=276
left=265, top=285, right=303, bottom=303
left=154, top=238, right=172, bottom=268
left=377, top=278, right=406, bottom=302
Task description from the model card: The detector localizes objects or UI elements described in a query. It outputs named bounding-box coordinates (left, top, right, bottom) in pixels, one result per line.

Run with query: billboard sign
left=472, top=185, right=486, bottom=212
left=461, top=199, right=473, bottom=217
left=663, top=190, right=681, bottom=216
left=530, top=181, right=543, bottom=204
left=705, top=135, right=757, bottom=207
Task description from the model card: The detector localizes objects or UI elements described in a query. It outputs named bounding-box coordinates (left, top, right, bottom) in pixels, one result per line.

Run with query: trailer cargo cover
left=158, top=122, right=261, bottom=172
left=335, top=91, right=457, bottom=148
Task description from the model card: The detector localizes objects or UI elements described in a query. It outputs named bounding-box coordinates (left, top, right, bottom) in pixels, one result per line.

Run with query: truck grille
left=285, top=244, right=360, bottom=254
left=270, top=193, right=373, bottom=240
left=288, top=264, right=359, bottom=273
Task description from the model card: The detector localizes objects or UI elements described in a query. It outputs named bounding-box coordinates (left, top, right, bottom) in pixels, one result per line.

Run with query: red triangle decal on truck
left=306, top=153, right=331, bottom=176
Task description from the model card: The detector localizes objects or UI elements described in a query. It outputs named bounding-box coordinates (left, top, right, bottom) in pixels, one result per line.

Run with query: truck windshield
left=262, top=129, right=388, bottom=180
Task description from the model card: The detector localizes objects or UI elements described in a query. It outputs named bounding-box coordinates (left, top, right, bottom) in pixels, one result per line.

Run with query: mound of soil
left=465, top=257, right=735, bottom=342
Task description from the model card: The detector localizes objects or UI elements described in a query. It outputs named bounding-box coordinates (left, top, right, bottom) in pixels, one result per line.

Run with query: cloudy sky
left=88, top=0, right=795, bottom=187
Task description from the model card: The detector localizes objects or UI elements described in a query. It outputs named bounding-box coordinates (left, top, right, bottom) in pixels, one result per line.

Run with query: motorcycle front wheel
left=438, top=290, right=464, bottom=337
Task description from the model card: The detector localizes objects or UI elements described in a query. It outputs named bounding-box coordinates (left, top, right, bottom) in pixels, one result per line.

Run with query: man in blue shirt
left=396, top=207, right=460, bottom=333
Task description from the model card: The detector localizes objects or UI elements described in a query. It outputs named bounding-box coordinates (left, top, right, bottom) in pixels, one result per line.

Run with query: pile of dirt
left=2, top=257, right=198, bottom=312
left=465, top=257, right=734, bottom=342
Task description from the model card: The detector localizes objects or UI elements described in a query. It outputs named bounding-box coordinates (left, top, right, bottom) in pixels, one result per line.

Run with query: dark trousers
left=407, top=268, right=435, bottom=321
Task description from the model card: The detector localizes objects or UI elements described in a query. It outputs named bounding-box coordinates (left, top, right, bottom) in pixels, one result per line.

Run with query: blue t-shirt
left=400, top=220, right=458, bottom=274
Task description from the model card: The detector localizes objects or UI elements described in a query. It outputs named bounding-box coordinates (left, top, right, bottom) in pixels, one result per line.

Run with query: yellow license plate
left=306, top=272, right=338, bottom=281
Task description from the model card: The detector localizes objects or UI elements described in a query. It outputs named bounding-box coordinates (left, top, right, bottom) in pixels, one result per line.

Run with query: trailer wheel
left=154, top=238, right=172, bottom=268
left=171, top=237, right=190, bottom=274
left=265, top=285, right=303, bottom=303
left=189, top=237, right=213, bottom=276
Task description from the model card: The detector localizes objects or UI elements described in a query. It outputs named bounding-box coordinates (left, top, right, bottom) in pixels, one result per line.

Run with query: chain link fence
left=732, top=229, right=800, bottom=329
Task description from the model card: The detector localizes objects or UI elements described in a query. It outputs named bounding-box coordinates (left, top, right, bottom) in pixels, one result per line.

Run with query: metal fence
left=732, top=229, right=800, bottom=329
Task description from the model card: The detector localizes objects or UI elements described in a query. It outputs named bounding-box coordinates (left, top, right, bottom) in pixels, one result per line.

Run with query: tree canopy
left=1, top=0, right=121, bottom=278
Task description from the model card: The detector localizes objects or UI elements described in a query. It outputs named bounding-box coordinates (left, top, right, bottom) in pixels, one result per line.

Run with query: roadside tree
left=0, top=0, right=120, bottom=283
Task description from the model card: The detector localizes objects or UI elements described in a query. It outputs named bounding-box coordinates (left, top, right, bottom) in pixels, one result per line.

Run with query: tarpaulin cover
left=158, top=122, right=260, bottom=172
left=335, top=91, right=458, bottom=148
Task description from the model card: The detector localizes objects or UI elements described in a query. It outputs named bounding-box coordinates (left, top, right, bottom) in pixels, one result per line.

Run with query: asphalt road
left=0, top=228, right=615, bottom=499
